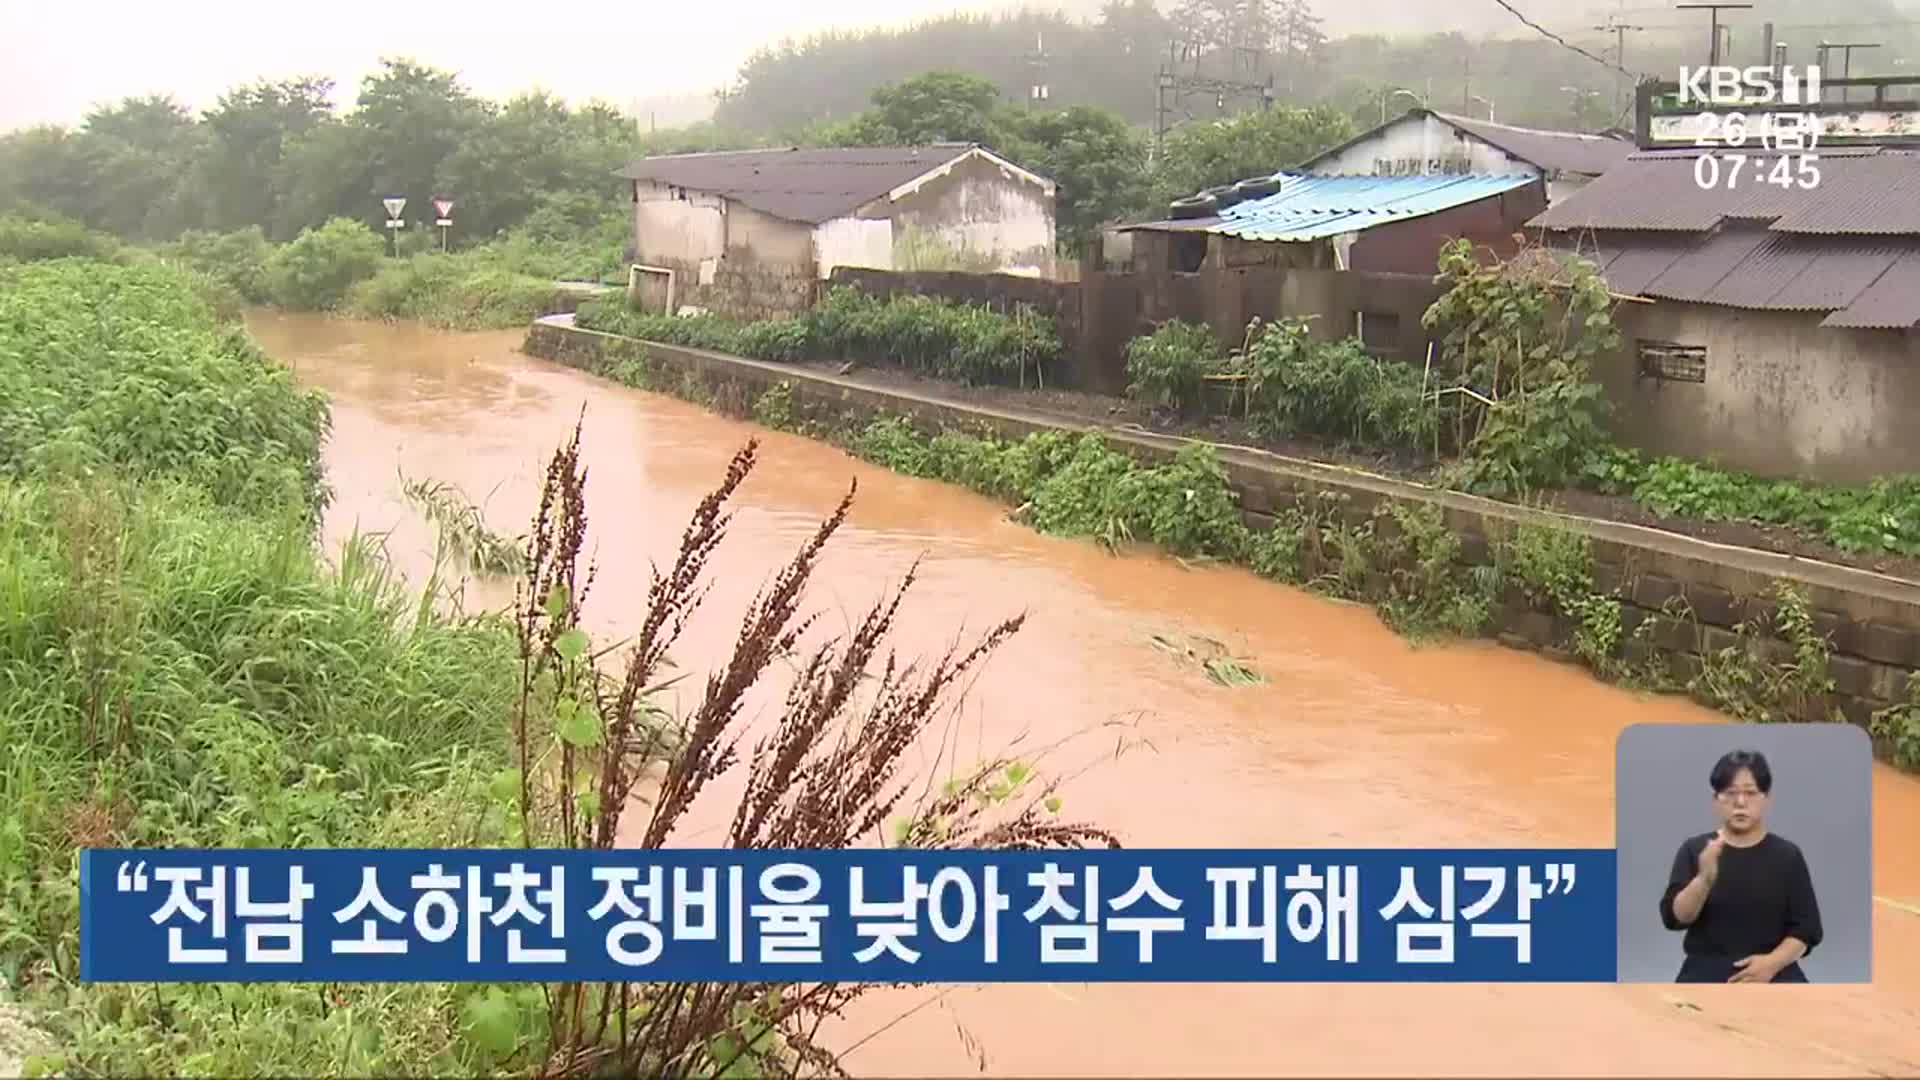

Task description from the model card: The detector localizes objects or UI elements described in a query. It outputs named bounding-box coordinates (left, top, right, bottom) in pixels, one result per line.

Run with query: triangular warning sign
left=382, top=196, right=407, bottom=218
left=433, top=198, right=455, bottom=218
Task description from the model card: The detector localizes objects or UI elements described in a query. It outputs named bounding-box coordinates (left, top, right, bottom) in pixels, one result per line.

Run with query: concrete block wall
left=524, top=319, right=1920, bottom=756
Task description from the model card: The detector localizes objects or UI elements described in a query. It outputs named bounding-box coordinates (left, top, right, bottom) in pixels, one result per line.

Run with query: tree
left=1152, top=104, right=1354, bottom=201
left=191, top=77, right=336, bottom=234
left=1005, top=106, right=1150, bottom=255
left=74, top=96, right=204, bottom=239
left=353, top=59, right=492, bottom=228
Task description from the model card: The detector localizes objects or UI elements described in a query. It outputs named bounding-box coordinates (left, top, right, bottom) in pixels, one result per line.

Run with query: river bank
left=266, top=310, right=1920, bottom=1077
left=523, top=316, right=1920, bottom=768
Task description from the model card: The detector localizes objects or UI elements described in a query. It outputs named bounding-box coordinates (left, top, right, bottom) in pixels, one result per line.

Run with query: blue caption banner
left=80, top=848, right=1617, bottom=984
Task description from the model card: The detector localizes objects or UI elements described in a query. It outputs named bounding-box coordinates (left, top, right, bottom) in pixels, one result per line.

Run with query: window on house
left=1636, top=340, right=1707, bottom=383
left=1170, top=232, right=1207, bottom=274
left=1357, top=310, right=1402, bottom=352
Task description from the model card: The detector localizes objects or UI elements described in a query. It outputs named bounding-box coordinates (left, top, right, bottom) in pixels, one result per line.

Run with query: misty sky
left=1, top=0, right=1030, bottom=129
left=4, top=0, right=1872, bottom=130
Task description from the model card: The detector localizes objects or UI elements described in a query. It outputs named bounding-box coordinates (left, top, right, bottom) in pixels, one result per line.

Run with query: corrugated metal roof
left=1640, top=229, right=1774, bottom=303
left=1822, top=252, right=1920, bottom=328
left=1554, top=230, right=1920, bottom=324
left=1530, top=147, right=1920, bottom=234
left=614, top=145, right=987, bottom=224
left=1433, top=113, right=1635, bottom=177
left=1125, top=172, right=1537, bottom=241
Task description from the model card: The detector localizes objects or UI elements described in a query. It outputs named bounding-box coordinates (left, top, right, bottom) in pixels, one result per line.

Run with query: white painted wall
left=937, top=174, right=1053, bottom=276
left=633, top=180, right=725, bottom=263
left=812, top=217, right=894, bottom=277
left=1307, top=114, right=1540, bottom=179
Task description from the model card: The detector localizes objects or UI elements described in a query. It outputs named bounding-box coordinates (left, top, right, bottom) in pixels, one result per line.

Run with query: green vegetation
left=1125, top=319, right=1225, bottom=415
left=0, top=257, right=530, bottom=1074
left=345, top=257, right=562, bottom=330
left=1235, top=317, right=1432, bottom=453
left=0, top=213, right=123, bottom=265
left=4, top=256, right=1119, bottom=1072
left=576, top=286, right=1063, bottom=386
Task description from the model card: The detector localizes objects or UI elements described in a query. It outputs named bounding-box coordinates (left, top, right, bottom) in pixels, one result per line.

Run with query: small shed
left=615, top=144, right=1057, bottom=319
left=1112, top=171, right=1546, bottom=277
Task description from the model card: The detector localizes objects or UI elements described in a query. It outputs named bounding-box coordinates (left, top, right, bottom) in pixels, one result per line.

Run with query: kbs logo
left=1674, top=65, right=1825, bottom=192
left=1677, top=65, right=1823, bottom=106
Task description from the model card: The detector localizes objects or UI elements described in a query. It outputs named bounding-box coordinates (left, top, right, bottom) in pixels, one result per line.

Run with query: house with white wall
left=615, top=144, right=1056, bottom=319
left=1297, top=108, right=1634, bottom=203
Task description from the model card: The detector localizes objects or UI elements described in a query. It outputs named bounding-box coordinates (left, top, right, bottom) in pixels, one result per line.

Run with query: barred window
left=1637, top=340, right=1707, bottom=383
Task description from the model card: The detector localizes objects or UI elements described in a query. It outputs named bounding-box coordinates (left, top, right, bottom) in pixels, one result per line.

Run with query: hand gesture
left=1729, top=954, right=1782, bottom=983
left=1697, top=829, right=1727, bottom=883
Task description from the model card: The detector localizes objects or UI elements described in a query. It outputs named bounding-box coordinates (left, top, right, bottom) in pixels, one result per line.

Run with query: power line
left=1489, top=0, right=1643, bottom=78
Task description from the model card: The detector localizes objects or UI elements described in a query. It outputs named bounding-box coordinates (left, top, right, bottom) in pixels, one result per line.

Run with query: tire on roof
left=1233, top=176, right=1282, bottom=199
left=1168, top=193, right=1219, bottom=219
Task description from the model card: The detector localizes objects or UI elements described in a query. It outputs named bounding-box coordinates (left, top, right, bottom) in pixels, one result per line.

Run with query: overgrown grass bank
left=575, top=285, right=1062, bottom=386
left=3, top=211, right=602, bottom=333
left=0, top=258, right=535, bottom=1075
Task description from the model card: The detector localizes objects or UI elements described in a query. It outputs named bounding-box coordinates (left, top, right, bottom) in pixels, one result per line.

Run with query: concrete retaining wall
left=525, top=318, right=1920, bottom=752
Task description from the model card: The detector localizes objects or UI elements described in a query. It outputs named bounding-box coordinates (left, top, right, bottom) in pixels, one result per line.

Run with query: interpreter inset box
left=1614, top=723, right=1872, bottom=984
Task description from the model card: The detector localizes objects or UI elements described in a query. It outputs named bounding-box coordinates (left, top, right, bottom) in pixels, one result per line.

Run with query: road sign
left=386, top=219, right=406, bottom=229
left=433, top=198, right=454, bottom=219
left=434, top=218, right=453, bottom=227
left=382, top=197, right=407, bottom=218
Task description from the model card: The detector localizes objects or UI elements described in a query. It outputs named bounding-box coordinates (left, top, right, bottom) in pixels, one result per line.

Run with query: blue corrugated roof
left=1142, top=172, right=1538, bottom=242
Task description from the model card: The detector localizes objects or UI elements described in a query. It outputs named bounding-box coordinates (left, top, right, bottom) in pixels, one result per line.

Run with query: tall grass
left=0, top=257, right=531, bottom=1074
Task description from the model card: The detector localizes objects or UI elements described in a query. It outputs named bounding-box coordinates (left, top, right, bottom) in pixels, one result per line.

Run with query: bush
left=0, top=260, right=330, bottom=517
left=808, top=286, right=1059, bottom=385
left=575, top=288, right=1063, bottom=385
left=156, top=227, right=275, bottom=302
left=0, top=213, right=121, bottom=264
left=1235, top=317, right=1432, bottom=452
left=1125, top=319, right=1225, bottom=414
left=265, top=217, right=385, bottom=309
left=345, top=254, right=562, bottom=330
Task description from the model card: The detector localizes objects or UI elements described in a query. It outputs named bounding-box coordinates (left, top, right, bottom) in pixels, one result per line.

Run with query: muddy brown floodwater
left=250, top=310, right=1920, bottom=1078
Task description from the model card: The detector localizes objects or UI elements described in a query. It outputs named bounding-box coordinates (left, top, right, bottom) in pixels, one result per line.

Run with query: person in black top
left=1659, top=749, right=1824, bottom=983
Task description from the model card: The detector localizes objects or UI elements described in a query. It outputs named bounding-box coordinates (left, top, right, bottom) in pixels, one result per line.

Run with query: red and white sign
left=433, top=198, right=455, bottom=219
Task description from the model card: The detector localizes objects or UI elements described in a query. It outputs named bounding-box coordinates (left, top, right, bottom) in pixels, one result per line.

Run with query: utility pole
left=1152, top=36, right=1275, bottom=163
left=1595, top=17, right=1647, bottom=117
left=1676, top=3, right=1752, bottom=67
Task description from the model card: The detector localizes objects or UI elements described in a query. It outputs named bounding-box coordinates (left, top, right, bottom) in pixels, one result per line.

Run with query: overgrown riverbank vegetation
left=576, top=286, right=1062, bottom=386
left=0, top=256, right=1114, bottom=1072
left=561, top=242, right=1920, bottom=768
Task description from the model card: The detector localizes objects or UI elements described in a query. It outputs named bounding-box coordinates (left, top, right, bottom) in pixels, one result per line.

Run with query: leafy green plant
left=1692, top=582, right=1837, bottom=724
left=1375, top=503, right=1493, bottom=640
left=1125, top=319, right=1226, bottom=415
left=752, top=382, right=796, bottom=430
left=346, top=254, right=561, bottom=330
left=398, top=472, right=527, bottom=576
left=1870, top=675, right=1920, bottom=770
left=0, top=213, right=122, bottom=264
left=1423, top=239, right=1620, bottom=495
left=264, top=217, right=385, bottom=310
left=1232, top=317, right=1432, bottom=452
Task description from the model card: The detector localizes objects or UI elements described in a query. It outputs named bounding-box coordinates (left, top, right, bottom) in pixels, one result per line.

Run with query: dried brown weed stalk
left=512, top=416, right=1117, bottom=1079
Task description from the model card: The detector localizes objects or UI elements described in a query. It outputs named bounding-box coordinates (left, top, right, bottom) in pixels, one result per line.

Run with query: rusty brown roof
left=1433, top=113, right=1635, bottom=178
left=1530, top=147, right=1916, bottom=233
left=1539, top=147, right=1920, bottom=328
left=615, top=144, right=998, bottom=224
left=1559, top=230, right=1920, bottom=326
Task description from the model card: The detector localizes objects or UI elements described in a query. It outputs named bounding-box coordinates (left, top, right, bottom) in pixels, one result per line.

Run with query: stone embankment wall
left=525, top=318, right=1920, bottom=749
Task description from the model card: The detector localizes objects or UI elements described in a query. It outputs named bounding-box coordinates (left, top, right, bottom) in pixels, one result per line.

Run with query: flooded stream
left=251, top=310, right=1920, bottom=1077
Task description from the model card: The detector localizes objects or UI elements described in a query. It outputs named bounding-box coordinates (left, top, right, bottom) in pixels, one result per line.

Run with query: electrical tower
left=1152, top=38, right=1276, bottom=162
